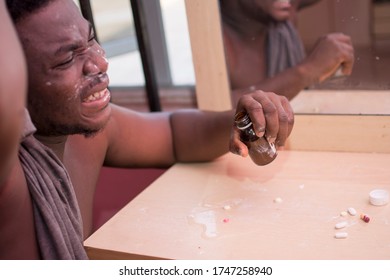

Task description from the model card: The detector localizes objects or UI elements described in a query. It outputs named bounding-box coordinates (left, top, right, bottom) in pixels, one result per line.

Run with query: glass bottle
left=234, top=111, right=277, bottom=166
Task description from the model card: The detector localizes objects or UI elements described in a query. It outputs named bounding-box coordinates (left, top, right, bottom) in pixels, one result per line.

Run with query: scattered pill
left=223, top=218, right=230, bottom=223
left=223, top=205, right=231, bottom=210
left=274, top=197, right=283, bottom=203
left=347, top=207, right=357, bottom=216
left=360, top=214, right=370, bottom=223
left=334, top=232, right=348, bottom=239
left=340, top=211, right=348, bottom=217
left=335, top=221, right=348, bottom=229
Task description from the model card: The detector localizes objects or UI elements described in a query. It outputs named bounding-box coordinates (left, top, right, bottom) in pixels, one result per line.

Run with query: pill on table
left=340, top=211, right=348, bottom=217
left=335, top=221, right=348, bottom=229
left=360, top=214, right=370, bottom=223
left=334, top=232, right=348, bottom=239
left=347, top=207, right=357, bottom=216
left=223, top=205, right=231, bottom=210
left=274, top=197, right=283, bottom=203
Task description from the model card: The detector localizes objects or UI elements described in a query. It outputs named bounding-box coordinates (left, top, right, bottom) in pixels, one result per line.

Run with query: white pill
left=347, top=207, right=357, bottom=216
left=223, top=205, right=231, bottom=210
left=274, top=197, right=283, bottom=203
left=340, top=211, right=348, bottom=217
left=335, top=221, right=348, bottom=229
left=334, top=232, right=348, bottom=239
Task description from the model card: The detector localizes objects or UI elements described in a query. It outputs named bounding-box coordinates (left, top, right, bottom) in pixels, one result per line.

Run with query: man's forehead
left=17, top=1, right=89, bottom=51
left=18, top=0, right=85, bottom=34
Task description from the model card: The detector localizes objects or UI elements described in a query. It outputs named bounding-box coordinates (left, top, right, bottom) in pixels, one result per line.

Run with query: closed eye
left=56, top=56, right=74, bottom=68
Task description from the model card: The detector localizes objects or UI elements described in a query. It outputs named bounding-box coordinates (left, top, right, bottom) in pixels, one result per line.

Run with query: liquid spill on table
left=186, top=175, right=311, bottom=239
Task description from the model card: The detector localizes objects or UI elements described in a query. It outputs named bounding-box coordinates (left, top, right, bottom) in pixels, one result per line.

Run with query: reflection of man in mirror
left=220, top=0, right=355, bottom=102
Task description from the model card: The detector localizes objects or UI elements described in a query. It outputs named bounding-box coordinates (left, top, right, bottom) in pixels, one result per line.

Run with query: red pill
left=360, top=214, right=370, bottom=223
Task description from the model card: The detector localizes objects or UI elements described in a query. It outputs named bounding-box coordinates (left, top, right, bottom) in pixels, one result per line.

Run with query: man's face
left=16, top=0, right=111, bottom=137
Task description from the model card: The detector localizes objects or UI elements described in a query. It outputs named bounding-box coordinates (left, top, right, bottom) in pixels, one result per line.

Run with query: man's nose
left=83, top=45, right=108, bottom=76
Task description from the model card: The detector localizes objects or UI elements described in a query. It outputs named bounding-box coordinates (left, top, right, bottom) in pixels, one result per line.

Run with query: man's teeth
left=84, top=89, right=106, bottom=102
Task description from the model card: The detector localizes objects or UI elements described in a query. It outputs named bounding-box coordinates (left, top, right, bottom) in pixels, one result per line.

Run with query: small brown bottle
left=234, top=111, right=277, bottom=166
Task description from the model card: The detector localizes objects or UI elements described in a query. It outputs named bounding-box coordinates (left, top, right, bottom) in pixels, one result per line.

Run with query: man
left=220, top=0, right=355, bottom=102
left=1, top=0, right=293, bottom=259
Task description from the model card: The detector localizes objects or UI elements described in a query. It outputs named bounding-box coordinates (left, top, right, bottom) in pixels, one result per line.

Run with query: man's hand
left=230, top=90, right=294, bottom=158
left=302, top=32, right=355, bottom=83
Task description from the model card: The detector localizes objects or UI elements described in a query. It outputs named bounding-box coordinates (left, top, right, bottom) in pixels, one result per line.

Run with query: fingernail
left=276, top=139, right=284, bottom=149
left=267, top=136, right=276, bottom=144
left=256, top=127, right=265, bottom=138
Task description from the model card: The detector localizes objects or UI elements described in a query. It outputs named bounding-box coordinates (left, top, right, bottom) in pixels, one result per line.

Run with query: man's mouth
left=81, top=88, right=111, bottom=115
left=83, top=89, right=109, bottom=103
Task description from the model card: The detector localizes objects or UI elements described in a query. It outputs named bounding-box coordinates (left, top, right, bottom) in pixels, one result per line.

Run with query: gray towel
left=18, top=110, right=88, bottom=259
left=266, top=20, right=306, bottom=78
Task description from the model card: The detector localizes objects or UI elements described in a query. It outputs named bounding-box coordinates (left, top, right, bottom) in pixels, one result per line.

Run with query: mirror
left=218, top=0, right=390, bottom=115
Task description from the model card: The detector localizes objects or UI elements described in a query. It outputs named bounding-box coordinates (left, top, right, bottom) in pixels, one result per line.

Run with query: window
left=85, top=0, right=195, bottom=87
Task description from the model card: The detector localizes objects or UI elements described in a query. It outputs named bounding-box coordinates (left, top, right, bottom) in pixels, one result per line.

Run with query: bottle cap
left=369, top=189, right=389, bottom=206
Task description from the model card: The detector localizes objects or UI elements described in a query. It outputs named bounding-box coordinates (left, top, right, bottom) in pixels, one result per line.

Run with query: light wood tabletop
left=84, top=150, right=390, bottom=260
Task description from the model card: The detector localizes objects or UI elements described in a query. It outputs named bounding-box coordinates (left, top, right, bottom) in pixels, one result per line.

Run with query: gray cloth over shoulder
left=266, top=20, right=306, bottom=78
left=18, top=110, right=88, bottom=259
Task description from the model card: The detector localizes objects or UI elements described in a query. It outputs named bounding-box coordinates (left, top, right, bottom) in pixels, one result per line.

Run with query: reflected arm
left=231, top=64, right=311, bottom=102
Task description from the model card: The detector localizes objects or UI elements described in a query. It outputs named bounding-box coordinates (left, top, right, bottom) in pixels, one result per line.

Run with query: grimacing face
left=16, top=0, right=112, bottom=137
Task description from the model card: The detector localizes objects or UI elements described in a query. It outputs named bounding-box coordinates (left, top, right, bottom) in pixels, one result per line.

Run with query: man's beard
left=49, top=122, right=104, bottom=138
left=34, top=115, right=109, bottom=138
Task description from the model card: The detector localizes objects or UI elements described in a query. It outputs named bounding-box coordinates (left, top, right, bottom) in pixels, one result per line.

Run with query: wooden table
left=84, top=150, right=390, bottom=259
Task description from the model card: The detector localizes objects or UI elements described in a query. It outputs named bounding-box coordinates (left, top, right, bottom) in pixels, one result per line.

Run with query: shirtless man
left=220, top=0, right=355, bottom=101
left=0, top=0, right=294, bottom=259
